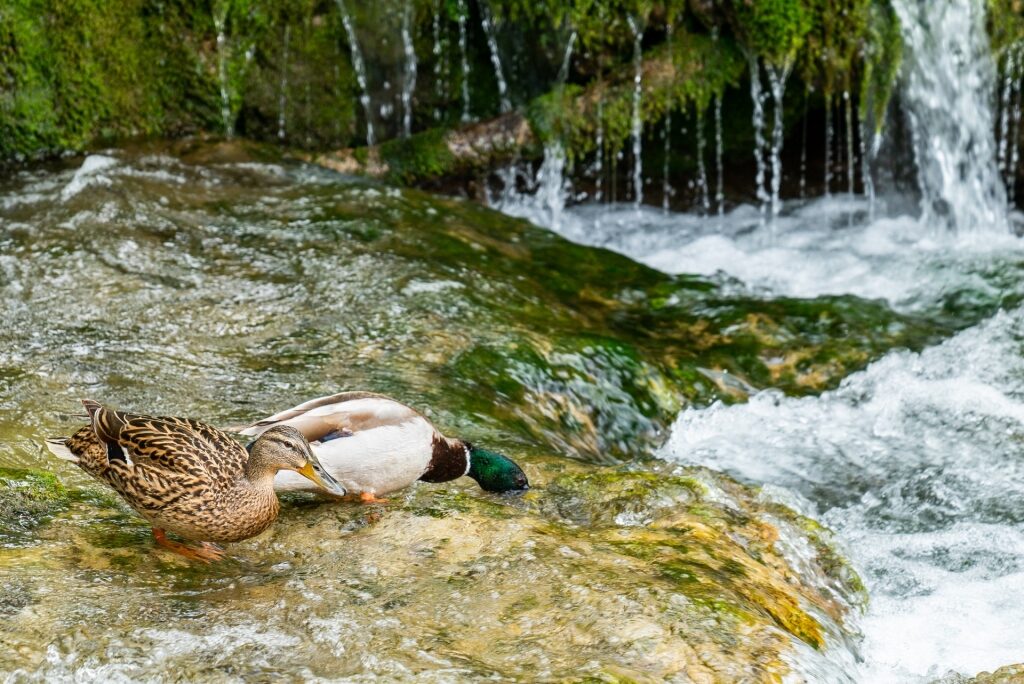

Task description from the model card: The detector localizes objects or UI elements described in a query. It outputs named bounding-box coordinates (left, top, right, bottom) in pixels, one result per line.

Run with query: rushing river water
left=499, top=192, right=1024, bottom=681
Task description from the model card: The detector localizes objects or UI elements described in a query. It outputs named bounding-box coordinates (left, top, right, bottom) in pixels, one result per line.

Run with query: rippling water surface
left=2, top=146, right=906, bottom=681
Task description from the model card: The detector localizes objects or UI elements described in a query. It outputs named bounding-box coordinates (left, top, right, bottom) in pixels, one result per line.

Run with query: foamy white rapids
left=662, top=306, right=1024, bottom=681
left=498, top=196, right=1024, bottom=312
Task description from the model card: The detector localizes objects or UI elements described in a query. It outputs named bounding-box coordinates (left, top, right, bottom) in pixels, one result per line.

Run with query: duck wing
left=235, top=392, right=421, bottom=444
left=84, top=400, right=247, bottom=486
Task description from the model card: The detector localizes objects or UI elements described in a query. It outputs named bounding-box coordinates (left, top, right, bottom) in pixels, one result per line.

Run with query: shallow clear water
left=500, top=195, right=1024, bottom=680
left=1, top=146, right=896, bottom=681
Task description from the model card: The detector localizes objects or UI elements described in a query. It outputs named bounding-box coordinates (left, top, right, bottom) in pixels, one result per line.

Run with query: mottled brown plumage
left=47, top=400, right=346, bottom=561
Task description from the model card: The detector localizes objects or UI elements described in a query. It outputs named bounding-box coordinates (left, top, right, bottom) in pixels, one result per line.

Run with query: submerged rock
left=0, top=467, right=67, bottom=543
left=0, top=460, right=864, bottom=681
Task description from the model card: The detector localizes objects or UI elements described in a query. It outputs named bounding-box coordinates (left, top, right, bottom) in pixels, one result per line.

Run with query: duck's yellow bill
left=298, top=460, right=347, bottom=497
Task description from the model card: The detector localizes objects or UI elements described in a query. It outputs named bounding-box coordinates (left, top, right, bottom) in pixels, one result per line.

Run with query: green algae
left=0, top=467, right=68, bottom=541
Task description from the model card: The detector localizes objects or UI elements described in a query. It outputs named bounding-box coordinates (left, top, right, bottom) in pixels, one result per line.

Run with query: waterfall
left=714, top=94, right=724, bottom=216
left=663, top=111, right=672, bottom=213
left=765, top=61, right=791, bottom=222
left=628, top=16, right=643, bottom=209
left=432, top=1, right=444, bottom=121
left=595, top=97, right=604, bottom=203
left=824, top=94, right=833, bottom=198
left=844, top=90, right=855, bottom=197
left=213, top=11, right=232, bottom=138
left=536, top=142, right=568, bottom=229
left=748, top=54, right=769, bottom=223
left=557, top=30, right=577, bottom=85
left=891, top=0, right=1007, bottom=232
left=478, top=0, right=511, bottom=113
left=998, top=47, right=1015, bottom=177
left=277, top=26, right=290, bottom=141
left=457, top=0, right=471, bottom=122
left=401, top=0, right=418, bottom=138
left=337, top=0, right=375, bottom=146
left=696, top=108, right=710, bottom=213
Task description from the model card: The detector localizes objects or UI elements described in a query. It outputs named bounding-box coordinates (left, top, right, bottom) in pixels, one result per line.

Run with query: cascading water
left=714, top=94, right=724, bottom=216
left=748, top=54, right=769, bottom=225
left=337, top=0, right=375, bottom=146
left=844, top=90, right=855, bottom=197
left=277, top=26, right=290, bottom=141
left=432, top=0, right=444, bottom=121
left=695, top=109, right=710, bottom=214
left=765, top=60, right=791, bottom=223
left=488, top=1, right=1024, bottom=680
left=891, top=0, right=1008, bottom=232
left=628, top=16, right=643, bottom=209
left=214, top=10, right=233, bottom=138
left=478, top=0, right=511, bottom=114
left=400, top=0, right=417, bottom=138
left=457, top=0, right=471, bottom=122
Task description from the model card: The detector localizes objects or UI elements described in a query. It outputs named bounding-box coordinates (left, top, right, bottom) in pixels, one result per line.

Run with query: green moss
left=726, top=0, right=812, bottom=66
left=380, top=128, right=459, bottom=184
left=0, top=466, right=68, bottom=539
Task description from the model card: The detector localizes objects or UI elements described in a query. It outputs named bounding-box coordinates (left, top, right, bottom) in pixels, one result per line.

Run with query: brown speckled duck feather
left=47, top=400, right=346, bottom=555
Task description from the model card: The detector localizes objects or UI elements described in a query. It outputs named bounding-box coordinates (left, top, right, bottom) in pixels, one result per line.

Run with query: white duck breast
left=238, top=394, right=454, bottom=496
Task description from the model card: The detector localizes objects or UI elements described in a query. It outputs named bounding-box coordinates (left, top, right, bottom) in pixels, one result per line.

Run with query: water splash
left=478, top=0, right=511, bottom=113
left=337, top=0, right=375, bottom=146
left=628, top=16, right=643, bottom=209
left=401, top=0, right=418, bottom=138
left=457, top=0, right=471, bottom=122
left=892, top=0, right=1007, bottom=232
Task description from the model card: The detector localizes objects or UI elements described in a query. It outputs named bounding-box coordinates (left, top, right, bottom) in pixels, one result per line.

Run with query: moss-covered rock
left=0, top=467, right=68, bottom=541
left=0, top=457, right=865, bottom=680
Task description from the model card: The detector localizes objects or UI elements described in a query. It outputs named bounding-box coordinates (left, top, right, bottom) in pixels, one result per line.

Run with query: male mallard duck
left=233, top=391, right=529, bottom=502
left=45, top=399, right=346, bottom=561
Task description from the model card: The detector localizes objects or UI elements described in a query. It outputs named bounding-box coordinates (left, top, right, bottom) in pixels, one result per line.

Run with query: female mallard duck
left=233, top=391, right=529, bottom=502
left=45, top=399, right=346, bottom=561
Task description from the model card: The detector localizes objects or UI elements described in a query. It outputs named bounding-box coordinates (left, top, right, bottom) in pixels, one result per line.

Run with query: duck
left=232, top=391, right=529, bottom=502
left=45, top=399, right=346, bottom=562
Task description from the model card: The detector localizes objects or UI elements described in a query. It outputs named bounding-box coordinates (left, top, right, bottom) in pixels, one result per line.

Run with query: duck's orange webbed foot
left=358, top=491, right=389, bottom=504
left=153, top=529, right=226, bottom=563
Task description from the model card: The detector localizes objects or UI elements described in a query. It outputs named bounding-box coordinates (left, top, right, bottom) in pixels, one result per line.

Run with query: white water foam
left=498, top=196, right=1024, bottom=313
left=662, top=307, right=1024, bottom=680
left=60, top=155, right=119, bottom=201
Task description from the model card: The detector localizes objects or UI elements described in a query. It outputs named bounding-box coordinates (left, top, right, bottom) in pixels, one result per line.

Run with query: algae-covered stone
left=0, top=458, right=864, bottom=680
left=0, top=467, right=67, bottom=542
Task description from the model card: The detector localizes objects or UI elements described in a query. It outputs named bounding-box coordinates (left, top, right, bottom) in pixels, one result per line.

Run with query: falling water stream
left=337, top=0, right=375, bottom=146
left=400, top=0, right=418, bottom=138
